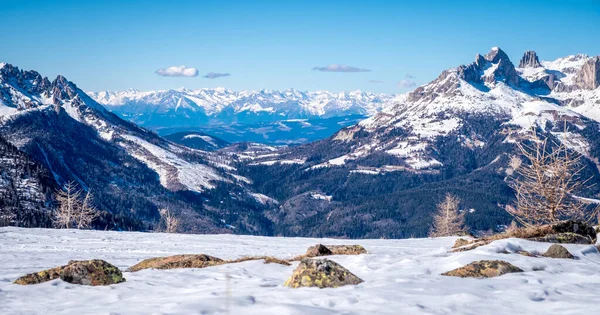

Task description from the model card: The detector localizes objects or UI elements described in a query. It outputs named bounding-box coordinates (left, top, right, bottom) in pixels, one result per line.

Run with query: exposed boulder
left=322, top=245, right=367, bottom=255
left=551, top=220, right=596, bottom=242
left=13, top=266, right=64, bottom=285
left=519, top=50, right=542, bottom=68
left=304, top=244, right=333, bottom=257
left=529, top=232, right=593, bottom=244
left=574, top=56, right=600, bottom=90
left=127, top=254, right=224, bottom=272
left=452, top=238, right=471, bottom=248
left=14, top=259, right=125, bottom=286
left=60, top=260, right=125, bottom=286
left=442, top=260, right=523, bottom=278
left=284, top=258, right=363, bottom=288
left=542, top=244, right=574, bottom=259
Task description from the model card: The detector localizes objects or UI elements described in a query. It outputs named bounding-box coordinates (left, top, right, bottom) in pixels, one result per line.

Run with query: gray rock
left=519, top=50, right=542, bottom=68
left=542, top=244, right=574, bottom=259
left=574, top=56, right=600, bottom=90
left=284, top=258, right=364, bottom=288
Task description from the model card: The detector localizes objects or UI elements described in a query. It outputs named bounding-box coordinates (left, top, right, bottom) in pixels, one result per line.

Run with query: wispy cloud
left=156, top=65, right=199, bottom=77
left=203, top=72, right=231, bottom=79
left=405, top=73, right=416, bottom=79
left=368, top=80, right=384, bottom=83
left=312, top=64, right=371, bottom=72
left=397, top=79, right=416, bottom=88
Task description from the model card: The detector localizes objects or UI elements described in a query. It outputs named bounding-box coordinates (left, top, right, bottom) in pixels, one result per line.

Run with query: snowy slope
left=1, top=227, right=599, bottom=314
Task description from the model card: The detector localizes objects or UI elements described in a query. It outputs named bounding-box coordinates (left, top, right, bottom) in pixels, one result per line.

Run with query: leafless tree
left=54, top=182, right=98, bottom=229
left=429, top=193, right=465, bottom=237
left=159, top=208, right=179, bottom=233
left=507, top=127, right=594, bottom=226
left=76, top=190, right=99, bottom=229
left=53, top=181, right=81, bottom=229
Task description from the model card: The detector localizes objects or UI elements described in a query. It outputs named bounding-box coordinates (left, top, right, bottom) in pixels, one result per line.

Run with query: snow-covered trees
left=53, top=182, right=98, bottom=229
left=507, top=129, right=594, bottom=227
left=429, top=193, right=465, bottom=237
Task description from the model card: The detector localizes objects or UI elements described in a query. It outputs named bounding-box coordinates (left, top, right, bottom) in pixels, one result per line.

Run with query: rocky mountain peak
left=574, top=56, right=600, bottom=90
left=484, top=47, right=511, bottom=64
left=519, top=50, right=542, bottom=68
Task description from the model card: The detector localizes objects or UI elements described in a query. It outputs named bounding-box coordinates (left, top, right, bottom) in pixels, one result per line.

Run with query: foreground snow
left=1, top=228, right=599, bottom=314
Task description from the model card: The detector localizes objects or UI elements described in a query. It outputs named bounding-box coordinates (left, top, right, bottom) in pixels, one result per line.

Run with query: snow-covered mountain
left=237, top=48, right=600, bottom=237
left=88, top=88, right=396, bottom=144
left=0, top=63, right=270, bottom=233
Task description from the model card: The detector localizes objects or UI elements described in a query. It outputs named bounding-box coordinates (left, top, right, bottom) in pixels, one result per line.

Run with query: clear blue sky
left=1, top=0, right=598, bottom=94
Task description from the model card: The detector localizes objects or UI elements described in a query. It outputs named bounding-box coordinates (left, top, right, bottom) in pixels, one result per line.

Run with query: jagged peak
left=519, top=50, right=542, bottom=68
left=484, top=47, right=512, bottom=64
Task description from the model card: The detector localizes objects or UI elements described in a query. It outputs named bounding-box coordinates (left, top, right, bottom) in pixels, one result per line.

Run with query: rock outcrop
left=519, top=50, right=542, bottom=68
left=60, top=260, right=125, bottom=286
left=14, top=259, right=125, bottom=286
left=284, top=258, right=363, bottom=288
left=574, top=56, right=600, bottom=90
left=127, top=254, right=224, bottom=272
left=442, top=260, right=523, bottom=278
left=304, top=244, right=333, bottom=257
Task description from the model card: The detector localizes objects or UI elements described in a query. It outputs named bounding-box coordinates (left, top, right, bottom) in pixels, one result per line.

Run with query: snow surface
left=1, top=228, right=599, bottom=314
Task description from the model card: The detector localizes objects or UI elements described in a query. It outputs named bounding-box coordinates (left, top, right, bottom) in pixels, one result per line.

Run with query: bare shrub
left=54, top=182, right=99, bottom=229
left=158, top=208, right=179, bottom=233
left=429, top=193, right=465, bottom=237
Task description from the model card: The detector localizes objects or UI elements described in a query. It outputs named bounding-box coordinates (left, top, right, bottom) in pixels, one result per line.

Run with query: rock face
left=14, top=260, right=125, bottom=286
left=574, top=56, right=600, bottom=90
left=519, top=50, right=542, bottom=68
left=304, top=244, right=333, bottom=257
left=452, top=238, right=471, bottom=248
left=127, top=254, right=224, bottom=272
left=542, top=244, right=574, bottom=259
left=284, top=259, right=364, bottom=288
left=442, top=260, right=523, bottom=278
left=13, top=266, right=64, bottom=285
left=60, top=260, right=125, bottom=286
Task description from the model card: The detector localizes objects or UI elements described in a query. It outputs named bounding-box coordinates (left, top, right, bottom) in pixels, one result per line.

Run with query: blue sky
left=1, top=0, right=598, bottom=94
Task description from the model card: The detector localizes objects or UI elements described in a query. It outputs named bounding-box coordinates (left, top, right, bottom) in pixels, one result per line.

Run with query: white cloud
left=313, top=64, right=371, bottom=72
left=203, top=72, right=230, bottom=79
left=368, top=80, right=384, bottom=83
left=397, top=79, right=416, bottom=88
left=156, top=65, right=199, bottom=77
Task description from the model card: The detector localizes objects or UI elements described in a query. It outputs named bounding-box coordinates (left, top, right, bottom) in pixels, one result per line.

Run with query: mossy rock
left=60, top=260, right=125, bottom=286
left=542, top=244, right=574, bottom=259
left=442, top=260, right=523, bottom=278
left=13, top=266, right=64, bottom=285
left=284, top=258, right=363, bottom=288
left=304, top=244, right=333, bottom=257
left=551, top=221, right=596, bottom=242
left=324, top=245, right=367, bottom=255
left=14, top=259, right=125, bottom=286
left=127, top=254, right=224, bottom=272
left=529, top=232, right=592, bottom=244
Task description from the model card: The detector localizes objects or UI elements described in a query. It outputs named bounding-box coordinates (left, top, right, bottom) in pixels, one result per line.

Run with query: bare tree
left=54, top=182, right=98, bottom=229
left=429, top=193, right=465, bottom=237
left=507, top=128, right=591, bottom=227
left=159, top=208, right=179, bottom=233
left=76, top=190, right=99, bottom=229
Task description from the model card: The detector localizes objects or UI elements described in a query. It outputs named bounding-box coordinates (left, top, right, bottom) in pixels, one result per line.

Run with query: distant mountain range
left=2, top=47, right=600, bottom=238
left=88, top=88, right=396, bottom=145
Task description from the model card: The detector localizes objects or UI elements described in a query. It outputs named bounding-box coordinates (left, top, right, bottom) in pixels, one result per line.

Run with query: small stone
left=60, top=260, right=125, bottom=286
left=542, top=244, right=574, bottom=259
left=442, top=260, right=523, bottom=278
left=127, top=254, right=224, bottom=272
left=284, top=258, right=363, bottom=288
left=304, top=244, right=333, bottom=257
